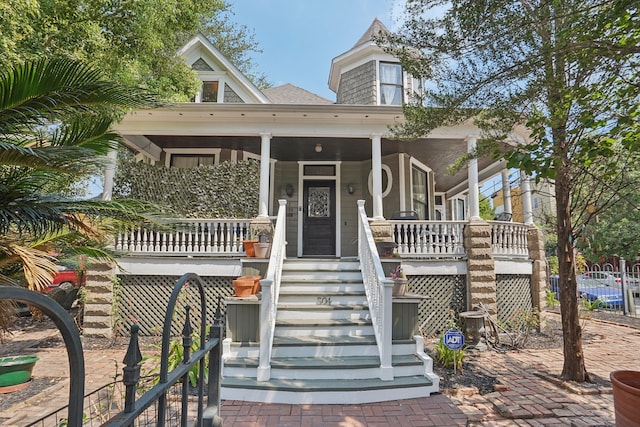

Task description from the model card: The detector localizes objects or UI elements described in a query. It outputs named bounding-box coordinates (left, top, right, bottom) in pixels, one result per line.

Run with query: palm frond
left=0, top=58, right=157, bottom=135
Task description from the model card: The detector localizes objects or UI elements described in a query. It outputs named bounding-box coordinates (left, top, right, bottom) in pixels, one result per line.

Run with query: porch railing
left=357, top=200, right=394, bottom=381
left=114, top=219, right=253, bottom=256
left=488, top=221, right=529, bottom=258
left=390, top=220, right=466, bottom=257
left=257, top=200, right=287, bottom=381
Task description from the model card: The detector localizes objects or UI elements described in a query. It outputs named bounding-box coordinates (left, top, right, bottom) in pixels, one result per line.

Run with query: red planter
left=611, top=370, right=640, bottom=426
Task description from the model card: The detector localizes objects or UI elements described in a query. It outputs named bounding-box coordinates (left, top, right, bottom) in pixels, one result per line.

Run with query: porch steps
left=221, top=259, right=439, bottom=404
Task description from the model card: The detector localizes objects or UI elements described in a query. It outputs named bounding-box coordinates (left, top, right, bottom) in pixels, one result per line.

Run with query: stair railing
left=257, top=199, right=287, bottom=381
left=356, top=200, right=394, bottom=380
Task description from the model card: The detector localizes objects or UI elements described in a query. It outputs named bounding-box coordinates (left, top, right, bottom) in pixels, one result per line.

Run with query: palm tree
left=0, top=58, right=162, bottom=327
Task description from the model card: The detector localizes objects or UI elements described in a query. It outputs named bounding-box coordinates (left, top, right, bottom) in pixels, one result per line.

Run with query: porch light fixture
left=285, top=183, right=294, bottom=198
left=347, top=183, right=356, bottom=194
left=315, top=143, right=323, bottom=153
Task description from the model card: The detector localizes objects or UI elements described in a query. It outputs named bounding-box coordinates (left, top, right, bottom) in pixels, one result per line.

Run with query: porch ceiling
left=135, top=134, right=504, bottom=194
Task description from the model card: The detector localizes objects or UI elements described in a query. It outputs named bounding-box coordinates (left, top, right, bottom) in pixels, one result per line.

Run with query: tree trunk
left=555, top=167, right=589, bottom=382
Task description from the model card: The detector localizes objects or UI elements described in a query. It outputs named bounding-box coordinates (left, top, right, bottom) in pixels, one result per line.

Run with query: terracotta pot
left=243, top=240, right=258, bottom=257
left=392, top=278, right=408, bottom=296
left=232, top=278, right=254, bottom=297
left=611, top=370, right=640, bottom=426
left=244, top=275, right=262, bottom=294
left=254, top=242, right=270, bottom=259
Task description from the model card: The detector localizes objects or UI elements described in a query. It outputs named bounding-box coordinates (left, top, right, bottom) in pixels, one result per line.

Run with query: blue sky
left=227, top=0, right=403, bottom=101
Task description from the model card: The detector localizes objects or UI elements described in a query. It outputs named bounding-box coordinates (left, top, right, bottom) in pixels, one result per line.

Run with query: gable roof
left=178, top=34, right=271, bottom=104
left=263, top=84, right=333, bottom=105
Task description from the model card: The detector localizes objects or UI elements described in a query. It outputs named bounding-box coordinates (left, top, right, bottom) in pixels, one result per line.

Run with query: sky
left=227, top=0, right=404, bottom=101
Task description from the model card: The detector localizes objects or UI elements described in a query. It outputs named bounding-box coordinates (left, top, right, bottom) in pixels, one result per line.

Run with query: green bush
left=435, top=334, right=465, bottom=370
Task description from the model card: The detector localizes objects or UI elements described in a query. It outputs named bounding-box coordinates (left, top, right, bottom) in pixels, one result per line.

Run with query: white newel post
left=520, top=171, right=534, bottom=225
left=257, top=278, right=273, bottom=381
left=101, top=149, right=118, bottom=201
left=371, top=133, right=384, bottom=220
left=380, top=278, right=394, bottom=380
left=258, top=132, right=272, bottom=218
left=501, top=169, right=512, bottom=216
left=467, top=136, right=481, bottom=220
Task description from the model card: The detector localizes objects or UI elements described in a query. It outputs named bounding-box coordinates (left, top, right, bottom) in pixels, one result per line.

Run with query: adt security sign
left=444, top=328, right=465, bottom=351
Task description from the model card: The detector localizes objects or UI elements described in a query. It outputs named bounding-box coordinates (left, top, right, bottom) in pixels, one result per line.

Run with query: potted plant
left=376, top=240, right=397, bottom=258
left=390, top=265, right=408, bottom=296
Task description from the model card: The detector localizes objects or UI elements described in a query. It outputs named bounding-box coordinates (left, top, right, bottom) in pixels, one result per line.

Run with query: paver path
left=1, top=312, right=639, bottom=426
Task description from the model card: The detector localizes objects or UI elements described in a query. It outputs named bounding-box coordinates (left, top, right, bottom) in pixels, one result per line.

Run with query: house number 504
left=317, top=297, right=332, bottom=305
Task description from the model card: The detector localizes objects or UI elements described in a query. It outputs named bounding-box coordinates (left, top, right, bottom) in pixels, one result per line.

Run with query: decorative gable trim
left=192, top=58, right=214, bottom=71
left=178, top=34, right=270, bottom=104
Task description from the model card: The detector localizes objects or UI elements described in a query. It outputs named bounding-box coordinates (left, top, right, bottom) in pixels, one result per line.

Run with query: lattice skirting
left=407, top=275, right=467, bottom=337
left=496, top=274, right=533, bottom=324
left=115, top=275, right=233, bottom=336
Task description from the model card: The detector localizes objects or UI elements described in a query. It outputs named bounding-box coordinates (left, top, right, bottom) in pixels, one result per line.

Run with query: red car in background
left=44, top=266, right=86, bottom=309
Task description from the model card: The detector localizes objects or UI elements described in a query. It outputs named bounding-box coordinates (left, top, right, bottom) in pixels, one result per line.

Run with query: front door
left=302, top=180, right=336, bottom=256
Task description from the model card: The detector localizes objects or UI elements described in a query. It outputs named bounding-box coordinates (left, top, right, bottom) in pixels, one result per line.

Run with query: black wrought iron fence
left=0, top=271, right=223, bottom=427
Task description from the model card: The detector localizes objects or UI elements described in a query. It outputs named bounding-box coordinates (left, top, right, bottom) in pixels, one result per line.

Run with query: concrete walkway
left=1, top=312, right=639, bottom=426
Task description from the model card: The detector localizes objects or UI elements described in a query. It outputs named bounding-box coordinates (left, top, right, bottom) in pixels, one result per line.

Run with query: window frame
left=164, top=148, right=221, bottom=168
left=378, top=61, right=404, bottom=106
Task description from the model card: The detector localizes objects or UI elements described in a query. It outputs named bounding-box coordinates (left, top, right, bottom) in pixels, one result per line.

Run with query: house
left=87, top=19, right=547, bottom=404
left=492, top=174, right=556, bottom=227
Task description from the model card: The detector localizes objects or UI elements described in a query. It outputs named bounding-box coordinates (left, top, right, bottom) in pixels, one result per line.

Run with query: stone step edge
left=221, top=375, right=433, bottom=392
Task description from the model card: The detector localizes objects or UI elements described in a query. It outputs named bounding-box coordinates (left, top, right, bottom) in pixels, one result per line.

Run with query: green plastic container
left=0, top=355, right=39, bottom=387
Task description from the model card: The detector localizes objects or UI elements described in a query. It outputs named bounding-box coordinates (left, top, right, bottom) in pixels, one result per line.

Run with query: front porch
left=98, top=200, right=546, bottom=404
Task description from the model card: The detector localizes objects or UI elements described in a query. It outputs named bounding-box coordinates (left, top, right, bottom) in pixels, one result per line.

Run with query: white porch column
left=520, top=171, right=534, bottom=225
left=501, top=169, right=513, bottom=215
left=101, top=149, right=118, bottom=201
left=371, top=133, right=384, bottom=220
left=258, top=132, right=272, bottom=218
left=467, top=136, right=481, bottom=220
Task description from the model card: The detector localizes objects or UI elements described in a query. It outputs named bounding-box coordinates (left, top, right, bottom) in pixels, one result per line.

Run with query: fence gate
left=0, top=272, right=223, bottom=427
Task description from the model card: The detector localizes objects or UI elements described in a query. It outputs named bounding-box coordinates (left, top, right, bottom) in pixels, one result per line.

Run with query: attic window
left=379, top=62, right=403, bottom=106
left=202, top=81, right=219, bottom=102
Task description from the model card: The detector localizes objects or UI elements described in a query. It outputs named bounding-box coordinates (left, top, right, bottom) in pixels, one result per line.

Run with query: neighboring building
left=493, top=177, right=556, bottom=226
left=95, top=19, right=546, bottom=405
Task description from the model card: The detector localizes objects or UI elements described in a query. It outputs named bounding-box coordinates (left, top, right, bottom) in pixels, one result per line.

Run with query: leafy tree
left=385, top=0, right=640, bottom=381
left=0, top=58, right=163, bottom=327
left=0, top=0, right=268, bottom=101
left=479, top=195, right=495, bottom=220
left=577, top=173, right=640, bottom=263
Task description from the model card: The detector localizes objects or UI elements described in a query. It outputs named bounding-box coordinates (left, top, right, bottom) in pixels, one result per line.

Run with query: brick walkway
left=2, top=312, right=639, bottom=426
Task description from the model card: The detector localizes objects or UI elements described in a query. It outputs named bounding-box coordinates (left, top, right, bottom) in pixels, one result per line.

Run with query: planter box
left=226, top=296, right=260, bottom=342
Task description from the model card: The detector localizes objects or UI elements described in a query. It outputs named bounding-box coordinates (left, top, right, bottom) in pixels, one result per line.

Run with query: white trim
left=399, top=154, right=406, bottom=211
left=164, top=148, right=221, bottom=167
left=243, top=151, right=261, bottom=161
left=367, top=164, right=392, bottom=198
left=409, top=157, right=433, bottom=219
left=297, top=161, right=342, bottom=258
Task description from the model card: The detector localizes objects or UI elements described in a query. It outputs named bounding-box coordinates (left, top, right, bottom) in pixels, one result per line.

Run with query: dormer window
left=202, top=81, right=219, bottom=102
left=379, top=62, right=403, bottom=105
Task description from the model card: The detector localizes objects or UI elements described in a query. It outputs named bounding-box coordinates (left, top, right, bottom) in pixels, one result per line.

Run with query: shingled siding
left=224, top=85, right=244, bottom=103
left=337, top=61, right=377, bottom=105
